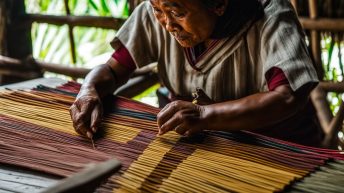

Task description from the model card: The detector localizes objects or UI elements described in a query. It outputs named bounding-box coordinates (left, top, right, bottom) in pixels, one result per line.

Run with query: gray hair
left=200, top=0, right=223, bottom=9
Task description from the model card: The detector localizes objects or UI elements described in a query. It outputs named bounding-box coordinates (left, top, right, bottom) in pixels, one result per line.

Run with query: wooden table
left=0, top=77, right=67, bottom=193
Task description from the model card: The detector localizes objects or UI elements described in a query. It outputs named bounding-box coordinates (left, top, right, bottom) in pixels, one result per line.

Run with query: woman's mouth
left=173, top=33, right=188, bottom=41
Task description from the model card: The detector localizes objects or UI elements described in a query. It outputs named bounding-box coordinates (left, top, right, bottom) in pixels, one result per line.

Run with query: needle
left=87, top=131, right=96, bottom=150
left=90, top=137, right=96, bottom=150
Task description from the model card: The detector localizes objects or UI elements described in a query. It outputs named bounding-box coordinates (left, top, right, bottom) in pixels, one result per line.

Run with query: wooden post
left=0, top=0, right=38, bottom=85
left=311, top=86, right=333, bottom=134
left=63, top=0, right=77, bottom=65
left=309, top=0, right=324, bottom=80
left=0, top=0, right=6, bottom=84
left=0, top=0, right=6, bottom=56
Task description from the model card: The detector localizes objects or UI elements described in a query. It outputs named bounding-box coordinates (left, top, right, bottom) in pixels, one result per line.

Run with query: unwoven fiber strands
left=1, top=82, right=344, bottom=193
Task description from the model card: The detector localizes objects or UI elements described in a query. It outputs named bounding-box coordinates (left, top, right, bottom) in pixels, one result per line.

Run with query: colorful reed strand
left=0, top=83, right=343, bottom=192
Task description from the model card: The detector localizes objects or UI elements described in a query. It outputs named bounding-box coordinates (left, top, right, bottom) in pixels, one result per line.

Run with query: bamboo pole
left=0, top=55, right=159, bottom=98
left=299, top=18, right=344, bottom=31
left=27, top=14, right=125, bottom=30
left=0, top=55, right=157, bottom=79
left=63, top=0, right=77, bottom=65
left=0, top=69, right=41, bottom=79
left=309, top=0, right=318, bottom=19
left=319, top=81, right=344, bottom=93
left=0, top=0, right=6, bottom=55
left=311, top=86, right=333, bottom=135
left=311, top=80, right=344, bottom=149
left=23, top=13, right=344, bottom=32
left=309, top=0, right=324, bottom=80
left=0, top=55, right=89, bottom=78
left=322, top=100, right=344, bottom=149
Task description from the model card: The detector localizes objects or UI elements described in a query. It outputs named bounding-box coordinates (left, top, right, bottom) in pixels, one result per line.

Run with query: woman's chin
left=176, top=39, right=196, bottom=48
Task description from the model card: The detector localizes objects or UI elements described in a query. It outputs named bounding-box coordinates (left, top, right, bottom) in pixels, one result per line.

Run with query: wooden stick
left=63, top=0, right=77, bottom=65
left=323, top=100, right=344, bottom=149
left=26, top=14, right=125, bottom=30
left=0, top=0, right=6, bottom=55
left=308, top=0, right=324, bottom=80
left=299, top=17, right=344, bottom=31
left=319, top=81, right=344, bottom=93
left=311, top=86, right=333, bottom=134
left=0, top=55, right=158, bottom=80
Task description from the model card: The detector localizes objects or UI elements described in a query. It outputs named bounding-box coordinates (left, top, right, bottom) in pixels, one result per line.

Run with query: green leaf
left=88, top=0, right=99, bottom=11
left=338, top=42, right=343, bottom=77
left=327, top=35, right=335, bottom=73
left=100, top=0, right=110, bottom=14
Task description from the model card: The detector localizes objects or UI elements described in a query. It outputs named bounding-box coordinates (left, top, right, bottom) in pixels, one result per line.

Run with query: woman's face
left=150, top=0, right=218, bottom=47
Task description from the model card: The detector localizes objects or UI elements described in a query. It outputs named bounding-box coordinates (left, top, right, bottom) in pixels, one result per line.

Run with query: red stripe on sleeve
left=111, top=44, right=137, bottom=72
left=265, top=67, right=290, bottom=91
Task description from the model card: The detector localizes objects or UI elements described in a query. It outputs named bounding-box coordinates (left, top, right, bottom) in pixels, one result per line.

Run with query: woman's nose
left=164, top=17, right=177, bottom=32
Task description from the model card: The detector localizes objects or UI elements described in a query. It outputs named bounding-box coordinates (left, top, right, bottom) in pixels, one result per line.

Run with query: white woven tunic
left=111, top=0, right=318, bottom=102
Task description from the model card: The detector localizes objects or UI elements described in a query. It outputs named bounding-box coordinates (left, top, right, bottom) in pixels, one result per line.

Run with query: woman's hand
left=157, top=100, right=208, bottom=136
left=69, top=88, right=103, bottom=139
left=68, top=58, right=133, bottom=138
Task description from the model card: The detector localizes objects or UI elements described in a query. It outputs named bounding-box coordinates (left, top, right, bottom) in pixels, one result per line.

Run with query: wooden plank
left=308, top=0, right=324, bottom=80
left=0, top=77, right=67, bottom=90
left=27, top=14, right=125, bottom=30
left=42, top=159, right=121, bottom=193
left=0, top=0, right=6, bottom=55
left=0, top=165, right=59, bottom=193
left=299, top=18, right=344, bottom=31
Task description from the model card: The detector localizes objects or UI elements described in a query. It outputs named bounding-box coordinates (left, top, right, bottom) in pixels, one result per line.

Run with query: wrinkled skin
left=150, top=0, right=227, bottom=136
left=150, top=0, right=227, bottom=47
left=157, top=88, right=215, bottom=136
left=157, top=101, right=206, bottom=136
left=70, top=61, right=132, bottom=139
left=70, top=0, right=227, bottom=138
left=70, top=0, right=312, bottom=140
left=69, top=88, right=103, bottom=138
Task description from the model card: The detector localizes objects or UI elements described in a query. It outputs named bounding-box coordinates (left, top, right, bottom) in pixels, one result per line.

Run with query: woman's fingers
left=90, top=103, right=103, bottom=134
left=158, top=110, right=184, bottom=135
left=158, top=106, right=201, bottom=136
left=174, top=124, right=189, bottom=136
left=157, top=101, right=179, bottom=128
left=70, top=95, right=102, bottom=138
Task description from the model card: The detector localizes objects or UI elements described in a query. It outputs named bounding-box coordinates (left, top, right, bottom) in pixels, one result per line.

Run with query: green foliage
left=67, top=0, right=129, bottom=17
left=25, top=0, right=157, bottom=103
left=25, top=0, right=129, bottom=71
left=133, top=84, right=160, bottom=107
left=322, top=34, right=344, bottom=114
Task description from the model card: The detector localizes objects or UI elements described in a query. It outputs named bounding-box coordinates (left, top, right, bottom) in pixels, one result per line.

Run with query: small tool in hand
left=87, top=131, right=96, bottom=150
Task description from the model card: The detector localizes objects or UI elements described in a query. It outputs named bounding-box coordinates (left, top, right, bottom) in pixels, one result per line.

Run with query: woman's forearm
left=203, top=85, right=308, bottom=131
left=70, top=58, right=133, bottom=137
left=79, top=58, right=132, bottom=98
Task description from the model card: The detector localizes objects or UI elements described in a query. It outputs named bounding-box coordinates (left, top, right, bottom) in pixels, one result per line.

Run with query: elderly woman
left=70, top=0, right=323, bottom=147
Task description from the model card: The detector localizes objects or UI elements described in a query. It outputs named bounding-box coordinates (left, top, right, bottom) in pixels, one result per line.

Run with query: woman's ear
left=213, top=0, right=228, bottom=16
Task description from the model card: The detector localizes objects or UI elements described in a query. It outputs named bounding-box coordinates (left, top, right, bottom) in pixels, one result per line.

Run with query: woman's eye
left=171, top=11, right=184, bottom=18
left=153, top=8, right=162, bottom=14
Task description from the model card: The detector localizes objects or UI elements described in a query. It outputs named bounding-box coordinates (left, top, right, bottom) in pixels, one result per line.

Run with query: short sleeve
left=110, top=2, right=159, bottom=68
left=260, top=0, right=318, bottom=91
